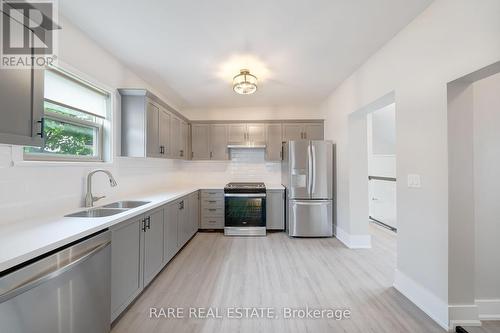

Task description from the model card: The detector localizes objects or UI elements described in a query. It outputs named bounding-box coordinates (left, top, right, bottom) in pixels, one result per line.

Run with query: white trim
left=449, top=304, right=481, bottom=329
left=393, top=269, right=449, bottom=331
left=334, top=226, right=372, bottom=248
left=476, top=299, right=500, bottom=320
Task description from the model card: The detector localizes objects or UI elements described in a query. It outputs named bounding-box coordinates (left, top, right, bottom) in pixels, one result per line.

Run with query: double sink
left=65, top=201, right=151, bottom=218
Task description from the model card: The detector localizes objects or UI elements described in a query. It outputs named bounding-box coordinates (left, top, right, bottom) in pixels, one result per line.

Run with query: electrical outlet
left=407, top=174, right=421, bottom=188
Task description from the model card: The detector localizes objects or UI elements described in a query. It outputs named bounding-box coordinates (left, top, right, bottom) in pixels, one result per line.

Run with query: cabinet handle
left=208, top=200, right=216, bottom=203
left=208, top=208, right=217, bottom=211
left=180, top=150, right=184, bottom=157
left=146, top=216, right=151, bottom=229
left=191, top=151, right=194, bottom=159
left=210, top=151, right=213, bottom=159
left=36, top=118, right=45, bottom=138
left=142, top=219, right=147, bottom=232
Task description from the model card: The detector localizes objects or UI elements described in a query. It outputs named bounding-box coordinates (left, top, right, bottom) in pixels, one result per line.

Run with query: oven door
left=224, top=193, right=266, bottom=228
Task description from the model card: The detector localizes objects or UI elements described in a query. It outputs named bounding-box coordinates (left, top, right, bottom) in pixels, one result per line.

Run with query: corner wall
left=319, top=0, right=500, bottom=329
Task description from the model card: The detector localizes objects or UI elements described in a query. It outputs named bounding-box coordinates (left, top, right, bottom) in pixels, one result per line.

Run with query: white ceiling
left=59, top=0, right=433, bottom=109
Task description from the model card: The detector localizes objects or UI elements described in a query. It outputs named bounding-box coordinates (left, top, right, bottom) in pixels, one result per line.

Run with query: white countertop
left=0, top=183, right=284, bottom=272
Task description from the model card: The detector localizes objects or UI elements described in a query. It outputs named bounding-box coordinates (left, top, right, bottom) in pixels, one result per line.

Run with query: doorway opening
left=367, top=103, right=397, bottom=233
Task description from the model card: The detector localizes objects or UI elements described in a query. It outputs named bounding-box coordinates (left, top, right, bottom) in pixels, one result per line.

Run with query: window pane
left=44, top=100, right=97, bottom=122
left=24, top=118, right=98, bottom=157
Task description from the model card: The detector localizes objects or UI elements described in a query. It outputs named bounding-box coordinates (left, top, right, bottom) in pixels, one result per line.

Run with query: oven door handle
left=224, top=193, right=266, bottom=198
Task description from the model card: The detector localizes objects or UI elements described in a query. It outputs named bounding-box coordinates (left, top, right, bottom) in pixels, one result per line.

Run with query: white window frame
left=24, top=67, right=110, bottom=162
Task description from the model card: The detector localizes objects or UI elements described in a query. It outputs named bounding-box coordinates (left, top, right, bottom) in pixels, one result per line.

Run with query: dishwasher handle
left=0, top=240, right=110, bottom=303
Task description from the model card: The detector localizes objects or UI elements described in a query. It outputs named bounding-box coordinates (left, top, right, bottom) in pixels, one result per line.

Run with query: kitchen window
left=24, top=68, right=110, bottom=161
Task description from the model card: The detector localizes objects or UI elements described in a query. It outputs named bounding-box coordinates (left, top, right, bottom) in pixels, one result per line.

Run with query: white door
left=369, top=179, right=397, bottom=229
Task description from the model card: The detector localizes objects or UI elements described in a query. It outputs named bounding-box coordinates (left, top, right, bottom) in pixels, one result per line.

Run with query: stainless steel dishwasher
left=0, top=229, right=111, bottom=333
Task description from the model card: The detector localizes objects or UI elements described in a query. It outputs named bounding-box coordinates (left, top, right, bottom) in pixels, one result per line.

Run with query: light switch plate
left=407, top=174, right=421, bottom=188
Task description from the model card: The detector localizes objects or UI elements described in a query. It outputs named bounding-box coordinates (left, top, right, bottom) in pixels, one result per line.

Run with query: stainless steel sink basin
left=102, top=201, right=151, bottom=209
left=65, top=208, right=127, bottom=218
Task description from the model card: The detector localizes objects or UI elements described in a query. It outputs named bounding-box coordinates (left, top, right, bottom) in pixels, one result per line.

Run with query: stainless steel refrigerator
left=282, top=140, right=334, bottom=237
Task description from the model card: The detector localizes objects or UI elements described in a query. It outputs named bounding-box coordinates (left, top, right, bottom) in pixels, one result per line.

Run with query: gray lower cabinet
left=200, top=190, right=224, bottom=229
left=164, top=201, right=180, bottom=263
left=110, top=215, right=144, bottom=321
left=266, top=189, right=285, bottom=230
left=143, top=208, right=165, bottom=286
left=111, top=192, right=199, bottom=322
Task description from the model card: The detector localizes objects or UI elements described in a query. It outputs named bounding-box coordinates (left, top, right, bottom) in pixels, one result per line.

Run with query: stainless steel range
left=224, top=182, right=266, bottom=236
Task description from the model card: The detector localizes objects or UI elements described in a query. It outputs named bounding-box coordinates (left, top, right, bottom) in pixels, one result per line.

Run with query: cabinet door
left=177, top=199, right=189, bottom=247
left=158, top=107, right=170, bottom=158
left=210, top=124, right=228, bottom=160
left=228, top=123, right=247, bottom=145
left=265, top=124, right=283, bottom=161
left=111, top=216, right=144, bottom=321
left=181, top=121, right=189, bottom=159
left=247, top=123, right=266, bottom=144
left=164, top=202, right=179, bottom=264
left=191, top=124, right=210, bottom=160
left=304, top=123, right=324, bottom=140
left=0, top=17, right=43, bottom=147
left=283, top=123, right=304, bottom=141
left=169, top=115, right=181, bottom=159
left=266, top=190, right=285, bottom=230
left=146, top=102, right=160, bottom=157
left=143, top=208, right=164, bottom=286
left=190, top=192, right=200, bottom=236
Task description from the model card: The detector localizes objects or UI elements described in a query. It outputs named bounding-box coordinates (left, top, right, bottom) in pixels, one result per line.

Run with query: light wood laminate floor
left=112, top=225, right=447, bottom=333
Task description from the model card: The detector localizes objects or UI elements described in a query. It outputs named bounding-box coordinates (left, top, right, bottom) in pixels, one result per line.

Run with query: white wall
left=319, top=0, right=500, bottom=328
left=183, top=105, right=323, bottom=121
left=473, top=72, right=500, bottom=301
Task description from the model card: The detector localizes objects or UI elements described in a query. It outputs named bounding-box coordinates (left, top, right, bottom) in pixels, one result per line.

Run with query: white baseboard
left=334, top=226, right=371, bottom=249
left=476, top=299, right=500, bottom=320
left=393, top=269, right=449, bottom=330
left=449, top=304, right=481, bottom=329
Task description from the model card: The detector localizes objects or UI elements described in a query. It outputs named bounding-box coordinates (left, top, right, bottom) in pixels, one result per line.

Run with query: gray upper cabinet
left=228, top=124, right=247, bottom=145
left=265, top=123, right=283, bottom=161
left=266, top=189, right=285, bottom=230
left=158, top=107, right=170, bottom=157
left=209, top=124, right=228, bottom=160
left=227, top=123, right=266, bottom=145
left=304, top=123, right=324, bottom=140
left=169, top=115, right=181, bottom=159
left=283, top=123, right=304, bottom=141
left=119, top=89, right=188, bottom=159
left=191, top=124, right=210, bottom=160
left=283, top=122, right=324, bottom=141
left=145, top=102, right=160, bottom=157
left=110, top=215, right=144, bottom=321
left=181, top=121, right=189, bottom=159
left=0, top=17, right=44, bottom=147
left=247, top=123, right=266, bottom=144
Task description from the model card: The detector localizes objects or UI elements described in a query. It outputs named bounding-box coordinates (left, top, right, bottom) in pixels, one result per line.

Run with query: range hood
left=227, top=143, right=266, bottom=149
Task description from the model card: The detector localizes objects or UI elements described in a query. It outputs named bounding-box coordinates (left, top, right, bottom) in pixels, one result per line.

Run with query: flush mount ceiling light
left=233, top=69, right=258, bottom=95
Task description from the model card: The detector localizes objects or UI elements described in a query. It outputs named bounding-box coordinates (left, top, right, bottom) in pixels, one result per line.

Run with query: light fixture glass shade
left=233, top=69, right=257, bottom=95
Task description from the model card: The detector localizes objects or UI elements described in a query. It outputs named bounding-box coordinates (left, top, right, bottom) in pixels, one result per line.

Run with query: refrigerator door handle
left=307, top=142, right=313, bottom=196
left=311, top=143, right=316, bottom=195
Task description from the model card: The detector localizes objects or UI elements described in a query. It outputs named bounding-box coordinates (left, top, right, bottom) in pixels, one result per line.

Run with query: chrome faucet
left=85, top=169, right=118, bottom=207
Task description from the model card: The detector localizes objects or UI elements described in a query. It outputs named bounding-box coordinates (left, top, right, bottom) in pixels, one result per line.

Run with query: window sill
left=15, top=158, right=112, bottom=168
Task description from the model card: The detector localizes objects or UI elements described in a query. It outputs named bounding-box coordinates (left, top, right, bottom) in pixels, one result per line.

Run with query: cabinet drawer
left=202, top=207, right=224, bottom=217
left=200, top=217, right=224, bottom=229
left=201, top=190, right=224, bottom=199
left=201, top=198, right=224, bottom=208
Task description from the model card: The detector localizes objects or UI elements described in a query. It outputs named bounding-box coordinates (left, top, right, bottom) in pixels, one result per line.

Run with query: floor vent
left=456, top=326, right=470, bottom=333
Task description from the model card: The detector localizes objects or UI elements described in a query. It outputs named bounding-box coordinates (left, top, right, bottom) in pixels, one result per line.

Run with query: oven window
left=225, top=197, right=266, bottom=227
